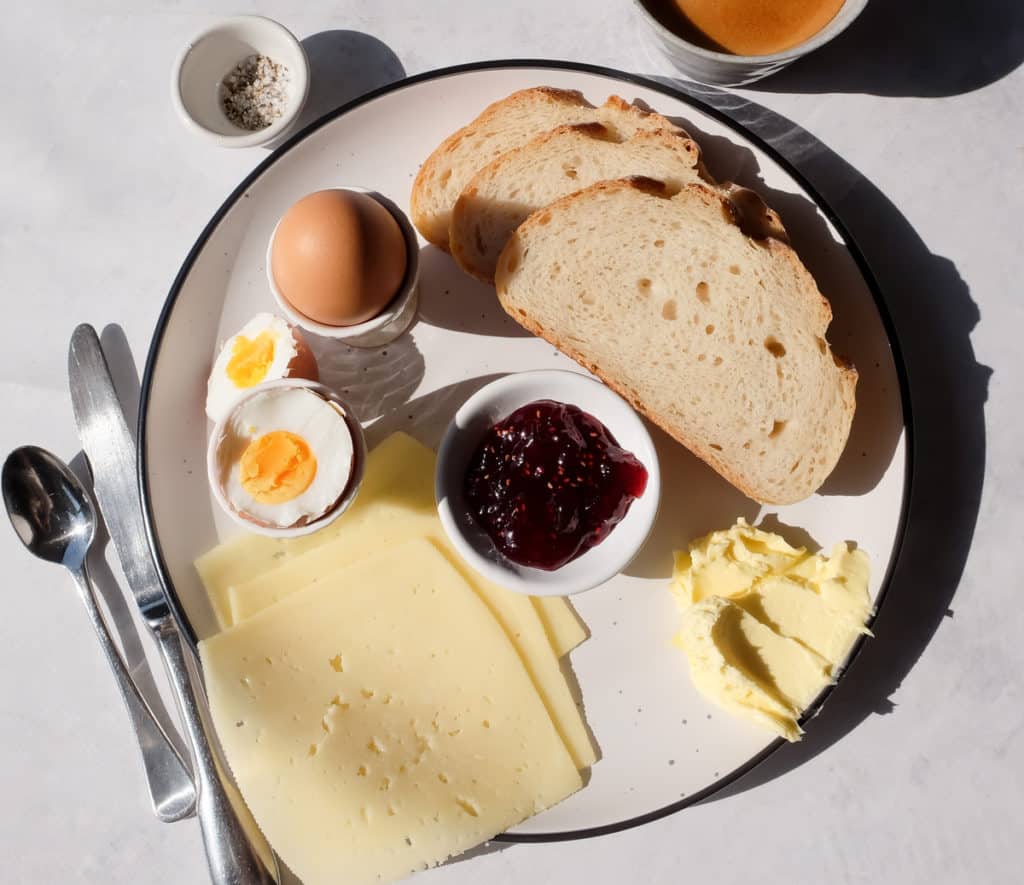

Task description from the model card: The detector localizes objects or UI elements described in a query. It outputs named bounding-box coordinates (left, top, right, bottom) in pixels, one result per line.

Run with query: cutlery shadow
left=642, top=78, right=989, bottom=792
left=68, top=451, right=191, bottom=765
left=99, top=325, right=141, bottom=442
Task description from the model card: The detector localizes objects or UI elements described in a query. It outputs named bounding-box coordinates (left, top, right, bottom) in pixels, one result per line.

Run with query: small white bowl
left=634, top=0, right=868, bottom=86
left=436, top=370, right=661, bottom=597
left=206, top=378, right=366, bottom=539
left=266, top=188, right=421, bottom=348
left=171, top=15, right=310, bottom=148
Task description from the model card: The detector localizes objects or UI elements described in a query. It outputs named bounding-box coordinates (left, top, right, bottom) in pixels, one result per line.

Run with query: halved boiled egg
left=211, top=385, right=356, bottom=530
left=206, top=313, right=318, bottom=423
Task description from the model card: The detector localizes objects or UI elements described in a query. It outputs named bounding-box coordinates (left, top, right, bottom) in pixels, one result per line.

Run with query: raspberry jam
left=464, top=400, right=648, bottom=571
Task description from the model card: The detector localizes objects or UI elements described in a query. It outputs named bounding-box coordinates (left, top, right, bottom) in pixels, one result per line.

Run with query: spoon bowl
left=2, top=443, right=199, bottom=823
left=2, top=445, right=97, bottom=570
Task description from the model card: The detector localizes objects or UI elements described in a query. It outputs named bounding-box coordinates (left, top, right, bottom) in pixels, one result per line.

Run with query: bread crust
left=495, top=178, right=858, bottom=505
left=449, top=125, right=702, bottom=283
left=412, top=88, right=596, bottom=249
left=411, top=87, right=689, bottom=250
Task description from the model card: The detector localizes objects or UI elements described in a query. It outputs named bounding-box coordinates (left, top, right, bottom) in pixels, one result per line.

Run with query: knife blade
left=69, top=324, right=279, bottom=885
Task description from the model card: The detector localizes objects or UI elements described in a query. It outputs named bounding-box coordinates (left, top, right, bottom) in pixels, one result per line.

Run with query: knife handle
left=69, top=562, right=197, bottom=823
left=153, top=618, right=280, bottom=885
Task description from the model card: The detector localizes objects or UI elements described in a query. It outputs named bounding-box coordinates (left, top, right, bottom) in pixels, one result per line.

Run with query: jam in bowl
left=435, top=370, right=661, bottom=597
left=464, top=400, right=648, bottom=571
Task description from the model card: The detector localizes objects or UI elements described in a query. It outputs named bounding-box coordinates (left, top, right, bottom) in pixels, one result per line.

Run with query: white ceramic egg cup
left=436, top=370, right=661, bottom=597
left=266, top=187, right=421, bottom=348
left=206, top=378, right=366, bottom=539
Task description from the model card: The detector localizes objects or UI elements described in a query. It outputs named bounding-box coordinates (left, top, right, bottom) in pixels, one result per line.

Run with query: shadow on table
left=646, top=79, right=991, bottom=796
left=748, top=0, right=1024, bottom=97
left=287, top=30, right=406, bottom=136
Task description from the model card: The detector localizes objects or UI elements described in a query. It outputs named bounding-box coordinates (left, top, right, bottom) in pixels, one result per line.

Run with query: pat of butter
left=677, top=597, right=829, bottom=741
left=671, top=519, right=871, bottom=741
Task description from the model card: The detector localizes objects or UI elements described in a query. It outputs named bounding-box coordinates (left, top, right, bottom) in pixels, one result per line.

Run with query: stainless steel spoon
left=2, top=445, right=198, bottom=823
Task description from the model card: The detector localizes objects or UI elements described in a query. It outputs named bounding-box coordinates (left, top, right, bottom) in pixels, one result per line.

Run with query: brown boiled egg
left=270, top=189, right=408, bottom=326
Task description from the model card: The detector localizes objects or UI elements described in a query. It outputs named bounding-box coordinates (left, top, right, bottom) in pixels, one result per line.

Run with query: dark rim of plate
left=138, top=59, right=915, bottom=844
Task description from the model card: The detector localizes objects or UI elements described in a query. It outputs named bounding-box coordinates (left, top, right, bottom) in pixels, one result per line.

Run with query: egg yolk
left=239, top=431, right=317, bottom=504
left=226, top=332, right=276, bottom=388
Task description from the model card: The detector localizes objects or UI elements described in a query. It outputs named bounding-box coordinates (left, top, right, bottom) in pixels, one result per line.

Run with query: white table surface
left=3, top=2, right=1022, bottom=883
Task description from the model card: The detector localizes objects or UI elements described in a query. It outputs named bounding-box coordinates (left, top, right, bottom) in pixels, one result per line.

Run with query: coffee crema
left=643, top=0, right=846, bottom=57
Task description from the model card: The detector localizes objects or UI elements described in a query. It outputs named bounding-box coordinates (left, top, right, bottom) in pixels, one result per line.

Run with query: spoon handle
left=68, top=563, right=198, bottom=823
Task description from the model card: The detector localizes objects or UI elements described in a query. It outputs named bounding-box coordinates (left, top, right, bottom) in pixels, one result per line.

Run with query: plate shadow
left=638, top=95, right=903, bottom=499
left=644, top=78, right=989, bottom=792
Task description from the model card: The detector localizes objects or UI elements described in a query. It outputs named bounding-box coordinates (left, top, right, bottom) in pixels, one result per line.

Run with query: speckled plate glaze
left=139, top=61, right=911, bottom=841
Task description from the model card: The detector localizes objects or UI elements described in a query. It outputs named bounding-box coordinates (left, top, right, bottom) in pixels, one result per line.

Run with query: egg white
left=216, top=387, right=354, bottom=528
left=206, top=313, right=302, bottom=423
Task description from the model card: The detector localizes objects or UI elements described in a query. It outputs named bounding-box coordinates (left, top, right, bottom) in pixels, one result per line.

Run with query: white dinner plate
left=139, top=61, right=911, bottom=841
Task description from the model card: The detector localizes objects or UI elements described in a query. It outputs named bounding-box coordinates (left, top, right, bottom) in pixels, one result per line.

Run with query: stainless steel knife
left=69, top=324, right=279, bottom=885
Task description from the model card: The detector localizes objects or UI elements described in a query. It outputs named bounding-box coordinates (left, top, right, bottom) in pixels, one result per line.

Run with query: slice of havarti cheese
left=226, top=527, right=597, bottom=769
left=200, top=538, right=582, bottom=885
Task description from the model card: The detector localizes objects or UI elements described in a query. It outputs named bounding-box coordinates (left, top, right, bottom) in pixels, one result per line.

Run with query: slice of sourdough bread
left=411, top=88, right=686, bottom=250
left=450, top=124, right=703, bottom=283
left=494, top=178, right=857, bottom=505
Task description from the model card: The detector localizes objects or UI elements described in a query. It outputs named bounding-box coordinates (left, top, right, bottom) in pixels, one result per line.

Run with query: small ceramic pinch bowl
left=267, top=188, right=421, bottom=349
left=206, top=378, right=366, bottom=539
left=633, top=0, right=868, bottom=86
left=436, top=370, right=661, bottom=597
left=172, top=15, right=310, bottom=148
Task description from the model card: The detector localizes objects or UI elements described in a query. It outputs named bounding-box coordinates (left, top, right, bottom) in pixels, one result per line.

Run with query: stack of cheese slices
left=412, top=87, right=857, bottom=505
left=195, top=433, right=596, bottom=885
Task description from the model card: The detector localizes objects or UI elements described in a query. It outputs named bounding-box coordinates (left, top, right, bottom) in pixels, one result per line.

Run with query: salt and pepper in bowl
left=171, top=15, right=310, bottom=148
